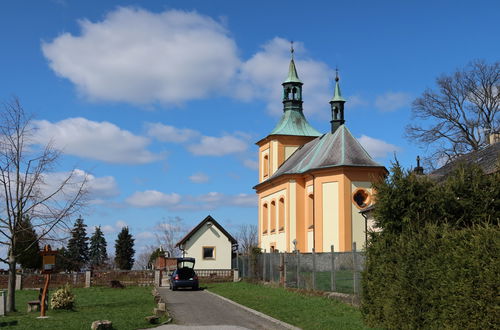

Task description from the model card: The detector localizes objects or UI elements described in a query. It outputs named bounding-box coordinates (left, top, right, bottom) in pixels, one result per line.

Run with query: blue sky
left=1, top=0, right=499, bottom=259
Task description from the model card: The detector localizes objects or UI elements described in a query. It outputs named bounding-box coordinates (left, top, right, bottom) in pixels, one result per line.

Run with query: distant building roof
left=175, top=215, right=237, bottom=248
left=268, top=125, right=385, bottom=179
left=428, top=142, right=500, bottom=181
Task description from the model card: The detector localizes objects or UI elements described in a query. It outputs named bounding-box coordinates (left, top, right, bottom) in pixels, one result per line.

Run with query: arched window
left=278, top=197, right=285, bottom=231
left=308, top=194, right=314, bottom=229
left=292, top=87, right=297, bottom=100
left=263, top=154, right=269, bottom=178
left=270, top=200, right=276, bottom=233
left=262, top=203, right=268, bottom=234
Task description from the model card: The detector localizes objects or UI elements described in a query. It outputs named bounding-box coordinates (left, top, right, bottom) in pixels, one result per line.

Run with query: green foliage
left=148, top=248, right=164, bottom=268
left=363, top=162, right=500, bottom=329
left=13, top=215, right=42, bottom=270
left=66, top=217, right=89, bottom=271
left=50, top=284, right=75, bottom=310
left=89, top=226, right=108, bottom=269
left=115, top=227, right=135, bottom=270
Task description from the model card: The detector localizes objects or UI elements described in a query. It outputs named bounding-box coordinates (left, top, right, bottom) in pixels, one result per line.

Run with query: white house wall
left=183, top=222, right=232, bottom=269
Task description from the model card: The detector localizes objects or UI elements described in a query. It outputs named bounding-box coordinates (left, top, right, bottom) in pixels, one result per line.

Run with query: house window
left=270, top=200, right=276, bottom=233
left=308, top=193, right=314, bottom=229
left=203, top=246, right=215, bottom=260
left=353, top=188, right=371, bottom=209
left=278, top=197, right=285, bottom=231
left=262, top=203, right=268, bottom=234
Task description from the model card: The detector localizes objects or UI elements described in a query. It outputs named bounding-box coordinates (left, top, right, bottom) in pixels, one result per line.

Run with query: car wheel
left=172, top=285, right=177, bottom=291
left=193, top=285, right=199, bottom=291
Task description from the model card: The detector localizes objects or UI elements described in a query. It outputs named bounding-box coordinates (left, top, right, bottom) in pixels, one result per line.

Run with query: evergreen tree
left=89, top=226, right=107, bottom=269
left=13, top=216, right=42, bottom=270
left=66, top=217, right=89, bottom=271
left=55, top=247, right=72, bottom=272
left=114, top=227, right=135, bottom=270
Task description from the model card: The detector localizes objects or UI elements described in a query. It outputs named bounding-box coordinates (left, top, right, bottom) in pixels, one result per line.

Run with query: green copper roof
left=283, top=59, right=302, bottom=84
left=270, top=109, right=321, bottom=137
left=331, top=79, right=346, bottom=102
left=269, top=125, right=385, bottom=178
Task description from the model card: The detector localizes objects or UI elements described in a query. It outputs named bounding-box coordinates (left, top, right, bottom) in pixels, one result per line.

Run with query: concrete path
left=151, top=287, right=299, bottom=330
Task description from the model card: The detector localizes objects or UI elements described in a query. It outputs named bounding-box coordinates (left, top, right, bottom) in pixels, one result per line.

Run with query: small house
left=175, top=215, right=237, bottom=270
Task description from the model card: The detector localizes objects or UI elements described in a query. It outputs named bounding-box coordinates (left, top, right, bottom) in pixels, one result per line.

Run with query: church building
left=254, top=51, right=387, bottom=253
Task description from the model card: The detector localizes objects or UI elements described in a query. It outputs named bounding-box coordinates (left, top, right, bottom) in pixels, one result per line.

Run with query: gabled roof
left=268, top=125, right=385, bottom=179
left=175, top=215, right=237, bottom=247
left=428, top=142, right=500, bottom=181
left=269, top=109, right=321, bottom=137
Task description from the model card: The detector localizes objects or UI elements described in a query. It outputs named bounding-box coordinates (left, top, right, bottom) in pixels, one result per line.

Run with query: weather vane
left=290, top=40, right=294, bottom=58
left=335, top=66, right=339, bottom=81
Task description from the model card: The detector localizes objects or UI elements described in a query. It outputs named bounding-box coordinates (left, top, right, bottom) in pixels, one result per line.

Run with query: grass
left=207, top=282, right=378, bottom=330
left=0, top=286, right=160, bottom=329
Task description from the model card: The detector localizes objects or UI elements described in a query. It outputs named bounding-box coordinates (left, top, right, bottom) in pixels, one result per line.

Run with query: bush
left=50, top=284, right=75, bottom=310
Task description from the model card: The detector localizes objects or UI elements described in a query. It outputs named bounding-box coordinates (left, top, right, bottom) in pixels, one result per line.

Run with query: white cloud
left=374, top=92, right=412, bottom=112
left=189, top=172, right=209, bottom=183
left=33, top=117, right=162, bottom=164
left=146, top=122, right=199, bottom=143
left=99, top=220, right=128, bottom=234
left=236, top=37, right=333, bottom=117
left=357, top=135, right=401, bottom=159
left=188, top=135, right=248, bottom=156
left=243, top=159, right=259, bottom=170
left=126, top=190, right=181, bottom=208
left=347, top=94, right=369, bottom=108
left=42, top=8, right=240, bottom=105
left=136, top=231, right=155, bottom=240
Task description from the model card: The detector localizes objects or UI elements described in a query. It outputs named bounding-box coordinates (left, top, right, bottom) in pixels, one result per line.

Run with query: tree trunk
left=6, top=253, right=16, bottom=312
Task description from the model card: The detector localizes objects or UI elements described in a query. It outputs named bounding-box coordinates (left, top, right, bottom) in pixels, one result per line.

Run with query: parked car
left=170, top=257, right=199, bottom=291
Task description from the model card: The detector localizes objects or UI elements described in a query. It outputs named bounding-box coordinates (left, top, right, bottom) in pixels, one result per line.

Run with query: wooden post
left=40, top=274, right=50, bottom=318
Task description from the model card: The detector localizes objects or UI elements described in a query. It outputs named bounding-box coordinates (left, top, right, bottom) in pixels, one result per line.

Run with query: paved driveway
left=154, top=287, right=298, bottom=330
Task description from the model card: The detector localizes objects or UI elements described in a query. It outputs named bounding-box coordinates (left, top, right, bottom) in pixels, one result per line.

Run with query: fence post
left=312, top=248, right=316, bottom=290
left=331, top=245, right=336, bottom=292
left=15, top=274, right=22, bottom=290
left=296, top=250, right=300, bottom=289
left=86, top=271, right=92, bottom=288
left=262, top=253, right=266, bottom=281
left=242, top=256, right=246, bottom=278
left=352, top=242, right=358, bottom=295
left=270, top=253, right=274, bottom=282
left=282, top=253, right=287, bottom=287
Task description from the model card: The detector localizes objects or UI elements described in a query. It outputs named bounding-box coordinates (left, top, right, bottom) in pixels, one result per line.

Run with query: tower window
left=263, top=154, right=269, bottom=178
left=353, top=189, right=371, bottom=209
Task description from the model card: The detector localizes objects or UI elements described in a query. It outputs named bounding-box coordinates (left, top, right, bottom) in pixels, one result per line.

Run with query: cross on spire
left=290, top=41, right=294, bottom=59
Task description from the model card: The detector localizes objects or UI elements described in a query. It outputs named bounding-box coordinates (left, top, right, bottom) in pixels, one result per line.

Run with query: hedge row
left=361, top=224, right=499, bottom=329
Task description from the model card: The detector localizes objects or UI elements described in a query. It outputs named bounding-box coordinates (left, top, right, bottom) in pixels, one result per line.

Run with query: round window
left=353, top=189, right=371, bottom=208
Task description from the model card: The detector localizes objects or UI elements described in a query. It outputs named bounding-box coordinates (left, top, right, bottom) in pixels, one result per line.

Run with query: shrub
left=50, top=284, right=75, bottom=310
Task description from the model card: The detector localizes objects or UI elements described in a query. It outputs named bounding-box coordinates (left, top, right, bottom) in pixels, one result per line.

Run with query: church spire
left=330, top=69, right=346, bottom=133
left=282, top=42, right=303, bottom=111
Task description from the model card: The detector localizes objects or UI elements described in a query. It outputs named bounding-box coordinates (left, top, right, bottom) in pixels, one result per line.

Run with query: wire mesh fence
left=236, top=243, right=364, bottom=297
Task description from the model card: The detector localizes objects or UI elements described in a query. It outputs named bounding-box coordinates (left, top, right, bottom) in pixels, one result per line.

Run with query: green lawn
left=207, top=282, right=378, bottom=330
left=0, top=286, right=161, bottom=329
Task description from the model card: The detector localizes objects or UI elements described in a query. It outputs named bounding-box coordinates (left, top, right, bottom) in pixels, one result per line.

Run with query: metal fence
left=236, top=243, right=364, bottom=297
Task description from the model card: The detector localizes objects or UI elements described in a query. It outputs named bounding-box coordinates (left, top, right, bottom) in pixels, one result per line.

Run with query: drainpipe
left=310, top=173, right=316, bottom=252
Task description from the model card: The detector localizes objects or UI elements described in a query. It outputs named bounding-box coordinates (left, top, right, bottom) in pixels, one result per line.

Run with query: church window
left=278, top=197, right=285, bottom=231
left=270, top=200, right=276, bottom=233
left=262, top=203, right=268, bottom=234
left=353, top=189, right=371, bottom=209
left=292, top=87, right=297, bottom=100
left=263, top=154, right=269, bottom=178
left=307, top=194, right=314, bottom=229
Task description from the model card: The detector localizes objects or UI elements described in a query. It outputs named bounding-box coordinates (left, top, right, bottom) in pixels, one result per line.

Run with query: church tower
left=256, top=46, right=320, bottom=183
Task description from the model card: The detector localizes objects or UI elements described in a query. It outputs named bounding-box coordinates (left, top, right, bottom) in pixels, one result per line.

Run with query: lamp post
left=39, top=245, right=57, bottom=318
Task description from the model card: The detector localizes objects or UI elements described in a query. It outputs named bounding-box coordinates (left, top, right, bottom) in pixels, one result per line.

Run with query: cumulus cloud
left=146, top=122, right=199, bottom=143
left=357, top=135, right=400, bottom=159
left=188, top=135, right=248, bottom=156
left=42, top=7, right=240, bottom=105
left=33, top=117, right=162, bottom=164
left=374, top=92, right=412, bottom=112
left=236, top=37, right=333, bottom=117
left=189, top=172, right=209, bottom=183
left=99, top=220, right=128, bottom=234
left=126, top=190, right=181, bottom=208
left=243, top=159, right=259, bottom=170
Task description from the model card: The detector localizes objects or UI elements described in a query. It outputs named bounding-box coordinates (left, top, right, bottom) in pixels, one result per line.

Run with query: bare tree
left=0, top=98, right=88, bottom=312
left=235, top=224, right=258, bottom=255
left=155, top=216, right=186, bottom=258
left=406, top=60, right=500, bottom=168
left=134, top=245, right=156, bottom=270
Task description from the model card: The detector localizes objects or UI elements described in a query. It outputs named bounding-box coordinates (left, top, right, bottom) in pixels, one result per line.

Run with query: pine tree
left=89, top=226, right=107, bottom=269
left=66, top=217, right=89, bottom=271
left=13, top=215, right=42, bottom=270
left=114, top=227, right=135, bottom=270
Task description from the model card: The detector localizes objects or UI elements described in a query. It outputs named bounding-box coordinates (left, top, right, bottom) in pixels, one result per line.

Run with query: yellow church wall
left=351, top=181, right=372, bottom=250
left=259, top=182, right=288, bottom=252
left=322, top=181, right=339, bottom=252
left=271, top=140, right=279, bottom=174
left=288, top=180, right=296, bottom=252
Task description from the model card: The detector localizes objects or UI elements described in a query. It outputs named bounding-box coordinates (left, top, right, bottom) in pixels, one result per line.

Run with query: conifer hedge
left=361, top=163, right=499, bottom=329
